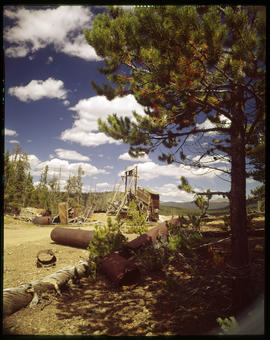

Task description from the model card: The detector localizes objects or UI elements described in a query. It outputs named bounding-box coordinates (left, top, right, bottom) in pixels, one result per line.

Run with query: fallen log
left=3, top=284, right=33, bottom=317
left=3, top=261, right=89, bottom=318
left=50, top=227, right=94, bottom=248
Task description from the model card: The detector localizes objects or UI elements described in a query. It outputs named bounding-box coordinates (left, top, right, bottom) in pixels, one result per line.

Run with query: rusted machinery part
left=121, top=217, right=179, bottom=257
left=50, top=227, right=94, bottom=249
left=33, top=216, right=52, bottom=225
left=100, top=253, right=140, bottom=286
left=36, top=249, right=57, bottom=267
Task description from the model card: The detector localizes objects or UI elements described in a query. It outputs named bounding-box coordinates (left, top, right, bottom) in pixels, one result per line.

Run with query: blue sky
left=3, top=5, right=261, bottom=202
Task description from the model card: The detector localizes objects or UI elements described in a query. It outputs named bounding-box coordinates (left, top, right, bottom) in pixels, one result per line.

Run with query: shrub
left=126, top=200, right=148, bottom=234
left=87, top=217, right=127, bottom=280
left=216, top=316, right=238, bottom=334
left=131, top=235, right=170, bottom=272
left=166, top=220, right=203, bottom=258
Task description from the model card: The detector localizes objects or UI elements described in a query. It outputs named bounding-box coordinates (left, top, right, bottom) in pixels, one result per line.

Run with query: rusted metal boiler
left=100, top=253, right=140, bottom=286
left=121, top=218, right=179, bottom=257
left=50, top=227, right=94, bottom=248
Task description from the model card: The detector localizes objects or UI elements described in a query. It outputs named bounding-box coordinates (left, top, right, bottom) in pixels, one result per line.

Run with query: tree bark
left=230, top=88, right=250, bottom=313
left=3, top=261, right=89, bottom=317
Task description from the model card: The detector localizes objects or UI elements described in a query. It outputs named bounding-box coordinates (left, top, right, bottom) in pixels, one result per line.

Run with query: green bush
left=131, top=235, right=170, bottom=272
left=126, top=200, right=148, bottom=235
left=166, top=219, right=203, bottom=258
left=87, top=217, right=127, bottom=279
left=216, top=316, right=238, bottom=334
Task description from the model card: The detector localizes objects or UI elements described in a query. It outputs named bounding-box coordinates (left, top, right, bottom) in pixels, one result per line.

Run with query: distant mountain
left=160, top=198, right=230, bottom=210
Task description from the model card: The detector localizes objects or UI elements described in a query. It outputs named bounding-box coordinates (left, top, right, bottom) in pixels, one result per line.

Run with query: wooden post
left=58, top=202, right=68, bottom=225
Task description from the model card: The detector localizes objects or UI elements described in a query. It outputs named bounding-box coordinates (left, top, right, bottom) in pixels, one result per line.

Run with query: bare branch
left=193, top=190, right=231, bottom=198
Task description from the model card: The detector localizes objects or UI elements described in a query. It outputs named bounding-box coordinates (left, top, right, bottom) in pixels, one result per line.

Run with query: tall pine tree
left=85, top=5, right=265, bottom=312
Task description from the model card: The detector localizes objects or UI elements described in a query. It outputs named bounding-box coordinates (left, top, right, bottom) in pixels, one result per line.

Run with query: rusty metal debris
left=121, top=218, right=179, bottom=257
left=50, top=227, right=94, bottom=248
left=36, top=249, right=56, bottom=267
left=33, top=216, right=52, bottom=225
left=14, top=207, right=51, bottom=223
left=100, top=253, right=140, bottom=286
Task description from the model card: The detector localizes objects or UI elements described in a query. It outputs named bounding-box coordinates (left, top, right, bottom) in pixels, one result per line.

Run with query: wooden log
left=3, top=284, right=33, bottom=317
left=58, top=202, right=68, bottom=224
left=3, top=261, right=89, bottom=318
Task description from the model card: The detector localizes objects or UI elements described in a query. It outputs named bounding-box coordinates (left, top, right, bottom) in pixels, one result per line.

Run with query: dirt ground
left=2, top=215, right=265, bottom=335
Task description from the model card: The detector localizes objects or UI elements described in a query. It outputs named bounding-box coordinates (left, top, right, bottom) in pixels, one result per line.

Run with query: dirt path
left=3, top=214, right=142, bottom=289
left=3, top=222, right=94, bottom=289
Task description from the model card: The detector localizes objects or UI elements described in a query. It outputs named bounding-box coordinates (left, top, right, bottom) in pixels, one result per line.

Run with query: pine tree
left=48, top=175, right=58, bottom=215
left=85, top=5, right=265, bottom=312
left=65, top=175, right=77, bottom=207
left=76, top=166, right=84, bottom=205
left=4, top=150, right=16, bottom=213
left=24, top=172, right=35, bottom=207
left=37, top=165, right=51, bottom=210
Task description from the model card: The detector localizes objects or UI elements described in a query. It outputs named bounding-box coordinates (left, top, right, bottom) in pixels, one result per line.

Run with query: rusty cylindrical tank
left=100, top=253, right=140, bottom=286
left=121, top=218, right=179, bottom=257
left=50, top=227, right=94, bottom=248
left=33, top=216, right=52, bottom=225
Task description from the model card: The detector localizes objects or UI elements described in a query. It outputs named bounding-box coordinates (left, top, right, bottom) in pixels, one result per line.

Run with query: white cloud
left=192, top=154, right=230, bottom=166
left=96, top=182, right=111, bottom=189
left=60, top=94, right=146, bottom=147
left=54, top=148, right=90, bottom=161
left=196, top=118, right=216, bottom=135
left=154, top=183, right=195, bottom=202
left=8, top=77, right=67, bottom=102
left=61, top=130, right=117, bottom=147
left=46, top=56, right=54, bottom=64
left=196, top=114, right=231, bottom=134
left=119, top=161, right=221, bottom=182
left=119, top=152, right=151, bottom=163
left=5, top=128, right=18, bottom=136
left=27, top=154, right=107, bottom=179
left=4, top=6, right=101, bottom=61
left=8, top=139, right=20, bottom=144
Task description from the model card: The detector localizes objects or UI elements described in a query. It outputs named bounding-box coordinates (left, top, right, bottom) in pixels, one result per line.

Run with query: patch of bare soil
left=2, top=216, right=265, bottom=335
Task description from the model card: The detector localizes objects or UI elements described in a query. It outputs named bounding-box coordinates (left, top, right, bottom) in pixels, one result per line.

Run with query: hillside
left=160, top=198, right=257, bottom=216
left=161, top=198, right=230, bottom=210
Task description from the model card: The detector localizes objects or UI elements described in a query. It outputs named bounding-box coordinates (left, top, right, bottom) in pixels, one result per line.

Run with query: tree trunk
left=230, top=89, right=250, bottom=313
left=3, top=261, right=89, bottom=317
